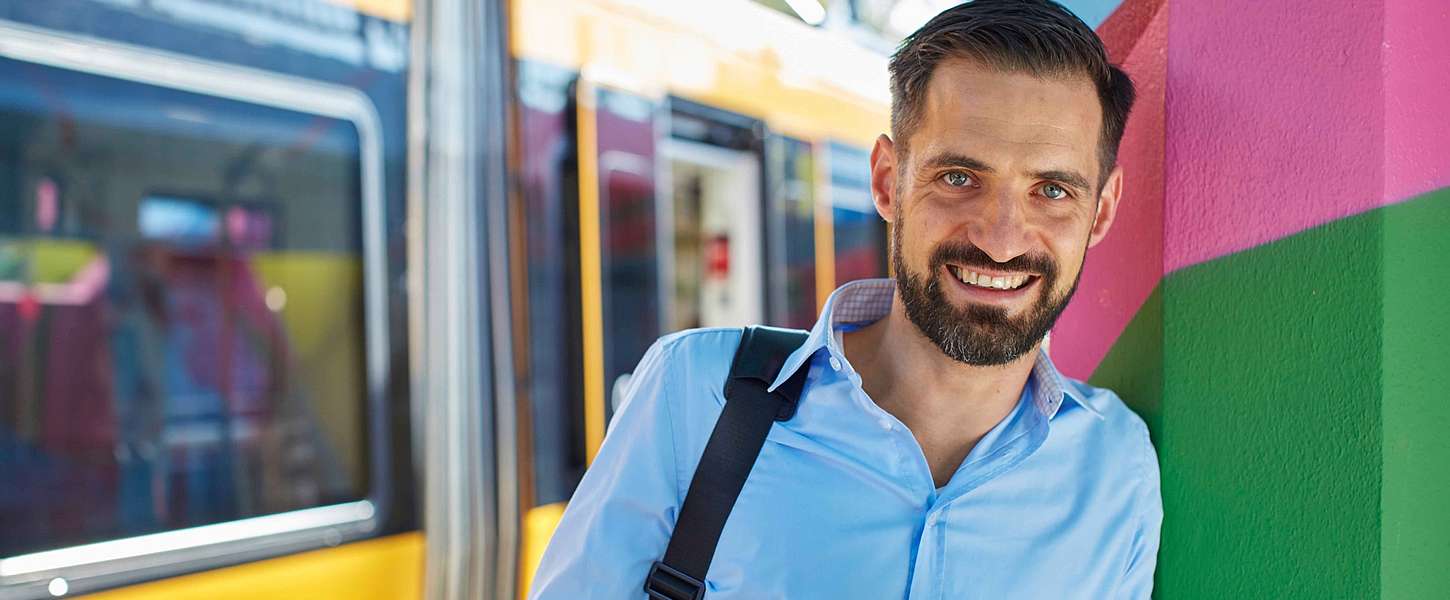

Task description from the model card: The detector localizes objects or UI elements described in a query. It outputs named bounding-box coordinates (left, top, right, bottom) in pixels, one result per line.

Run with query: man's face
left=870, top=58, right=1123, bottom=366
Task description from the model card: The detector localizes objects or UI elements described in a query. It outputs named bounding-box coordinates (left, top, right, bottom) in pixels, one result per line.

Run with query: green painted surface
left=1090, top=284, right=1163, bottom=438
left=1380, top=188, right=1450, bottom=599
left=1084, top=192, right=1450, bottom=598
left=1158, top=209, right=1382, bottom=598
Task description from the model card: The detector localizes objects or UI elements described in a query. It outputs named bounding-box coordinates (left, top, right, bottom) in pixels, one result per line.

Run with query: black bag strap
left=644, top=325, right=810, bottom=600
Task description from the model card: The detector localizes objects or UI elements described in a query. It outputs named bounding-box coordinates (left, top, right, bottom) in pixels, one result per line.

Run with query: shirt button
left=878, top=418, right=893, bottom=431
left=829, top=357, right=842, bottom=371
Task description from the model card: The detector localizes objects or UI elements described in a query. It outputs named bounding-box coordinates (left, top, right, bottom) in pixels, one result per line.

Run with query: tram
left=0, top=0, right=889, bottom=598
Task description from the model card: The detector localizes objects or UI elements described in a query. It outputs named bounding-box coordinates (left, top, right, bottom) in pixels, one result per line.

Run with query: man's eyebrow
left=921, top=154, right=1095, bottom=192
left=1033, top=169, right=1093, bottom=192
left=920, top=153, right=996, bottom=173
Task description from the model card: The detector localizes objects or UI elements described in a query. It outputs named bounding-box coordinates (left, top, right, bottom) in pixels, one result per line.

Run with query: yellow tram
left=0, top=0, right=890, bottom=598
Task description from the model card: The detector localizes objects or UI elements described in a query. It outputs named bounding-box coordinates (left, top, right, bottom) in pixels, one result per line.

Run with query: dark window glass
left=774, top=137, right=818, bottom=329
left=516, top=60, right=585, bottom=507
left=595, top=89, right=661, bottom=427
left=829, top=142, right=887, bottom=284
left=0, top=56, right=370, bottom=557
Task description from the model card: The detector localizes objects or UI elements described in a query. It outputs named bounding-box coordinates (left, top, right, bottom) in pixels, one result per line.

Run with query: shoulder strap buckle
left=644, top=560, right=705, bottom=600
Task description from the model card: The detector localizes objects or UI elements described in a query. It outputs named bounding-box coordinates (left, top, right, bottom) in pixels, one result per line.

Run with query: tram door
left=666, top=144, right=763, bottom=330
left=663, top=100, right=766, bottom=332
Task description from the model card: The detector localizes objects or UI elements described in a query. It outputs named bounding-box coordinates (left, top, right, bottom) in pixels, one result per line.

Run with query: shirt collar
left=768, top=278, right=1104, bottom=421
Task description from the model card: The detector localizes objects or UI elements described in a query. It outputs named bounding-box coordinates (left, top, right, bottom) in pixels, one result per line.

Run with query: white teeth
left=954, top=267, right=1031, bottom=290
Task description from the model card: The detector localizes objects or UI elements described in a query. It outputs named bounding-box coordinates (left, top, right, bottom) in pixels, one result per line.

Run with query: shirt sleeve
left=1119, top=422, right=1163, bottom=599
left=528, top=337, right=683, bottom=600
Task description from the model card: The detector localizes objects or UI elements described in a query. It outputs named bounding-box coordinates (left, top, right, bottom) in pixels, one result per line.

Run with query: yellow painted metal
left=86, top=532, right=425, bottom=600
left=510, top=0, right=889, bottom=148
left=321, top=0, right=412, bottom=22
left=517, top=502, right=568, bottom=599
left=576, top=80, right=607, bottom=466
left=813, top=143, right=837, bottom=312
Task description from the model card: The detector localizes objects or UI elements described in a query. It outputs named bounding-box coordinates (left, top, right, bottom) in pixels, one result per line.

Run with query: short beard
left=892, top=212, right=1082, bottom=366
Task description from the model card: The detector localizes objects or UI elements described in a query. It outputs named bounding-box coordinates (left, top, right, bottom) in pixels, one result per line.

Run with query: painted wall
left=1049, top=0, right=1450, bottom=597
left=1378, top=2, right=1450, bottom=597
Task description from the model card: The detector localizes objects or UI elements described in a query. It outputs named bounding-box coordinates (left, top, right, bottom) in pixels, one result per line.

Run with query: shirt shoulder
left=653, top=326, right=744, bottom=361
left=1061, top=377, right=1164, bottom=575
left=1059, top=377, right=1158, bottom=473
left=648, top=327, right=745, bottom=400
left=1065, top=377, right=1149, bottom=429
left=633, top=328, right=753, bottom=489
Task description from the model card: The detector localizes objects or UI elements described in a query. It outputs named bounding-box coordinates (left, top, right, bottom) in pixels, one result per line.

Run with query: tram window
left=0, top=57, right=371, bottom=559
left=829, top=142, right=888, bottom=283
left=771, top=137, right=817, bottom=329
left=595, top=89, right=661, bottom=425
left=515, top=60, right=584, bottom=507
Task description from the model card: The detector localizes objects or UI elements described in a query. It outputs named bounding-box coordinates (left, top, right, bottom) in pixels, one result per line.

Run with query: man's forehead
left=914, top=59, right=1101, bottom=170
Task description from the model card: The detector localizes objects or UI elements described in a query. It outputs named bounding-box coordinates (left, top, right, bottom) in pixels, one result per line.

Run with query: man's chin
left=938, top=296, right=1031, bottom=324
left=949, top=318, right=1023, bottom=342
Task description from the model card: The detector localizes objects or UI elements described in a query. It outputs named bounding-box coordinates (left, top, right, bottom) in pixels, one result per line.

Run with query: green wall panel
left=1085, top=191, right=1450, bottom=598
left=1380, top=188, right=1450, bottom=599
left=1090, top=285, right=1164, bottom=437
left=1138, top=208, right=1383, bottom=598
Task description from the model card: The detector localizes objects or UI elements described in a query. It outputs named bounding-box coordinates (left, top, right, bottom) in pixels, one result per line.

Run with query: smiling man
left=530, top=1, right=1161, bottom=598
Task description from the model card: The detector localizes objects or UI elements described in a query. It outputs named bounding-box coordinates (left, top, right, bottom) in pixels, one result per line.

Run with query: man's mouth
left=945, top=264, right=1035, bottom=291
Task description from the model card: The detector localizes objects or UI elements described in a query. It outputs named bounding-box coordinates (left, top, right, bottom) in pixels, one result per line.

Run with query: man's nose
left=968, top=190, right=1031, bottom=263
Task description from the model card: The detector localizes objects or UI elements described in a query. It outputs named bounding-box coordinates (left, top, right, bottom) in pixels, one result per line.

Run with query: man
left=531, top=1, right=1161, bottom=598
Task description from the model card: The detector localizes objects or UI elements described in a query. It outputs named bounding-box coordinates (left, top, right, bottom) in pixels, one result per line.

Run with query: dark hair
left=888, top=0, right=1136, bottom=181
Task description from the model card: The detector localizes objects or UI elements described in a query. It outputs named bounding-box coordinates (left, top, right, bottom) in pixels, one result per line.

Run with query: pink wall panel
left=1163, top=0, right=1385, bottom=272
left=1385, top=0, right=1450, bottom=202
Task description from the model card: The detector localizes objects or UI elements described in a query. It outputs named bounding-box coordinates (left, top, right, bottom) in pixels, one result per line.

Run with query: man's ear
left=869, top=134, right=897, bottom=222
left=1087, top=165, right=1123, bottom=248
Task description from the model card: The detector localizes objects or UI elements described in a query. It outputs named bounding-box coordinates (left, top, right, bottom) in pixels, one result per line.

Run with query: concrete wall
left=1053, top=0, right=1450, bottom=597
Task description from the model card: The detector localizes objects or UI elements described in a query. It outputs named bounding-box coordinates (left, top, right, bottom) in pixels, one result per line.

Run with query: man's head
left=871, top=0, right=1135, bottom=366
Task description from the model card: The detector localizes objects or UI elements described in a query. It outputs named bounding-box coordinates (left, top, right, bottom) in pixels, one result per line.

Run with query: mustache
left=927, top=242, right=1057, bottom=279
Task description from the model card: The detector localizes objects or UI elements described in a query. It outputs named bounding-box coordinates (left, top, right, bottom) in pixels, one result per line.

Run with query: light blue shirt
left=530, top=279, right=1162, bottom=599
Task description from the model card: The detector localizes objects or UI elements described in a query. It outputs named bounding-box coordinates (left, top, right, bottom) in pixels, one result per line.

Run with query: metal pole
left=409, top=0, right=517, bottom=597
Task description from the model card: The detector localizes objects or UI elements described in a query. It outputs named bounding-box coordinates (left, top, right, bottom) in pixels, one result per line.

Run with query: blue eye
left=942, top=171, right=972, bottom=187
left=1041, top=183, right=1068, bottom=200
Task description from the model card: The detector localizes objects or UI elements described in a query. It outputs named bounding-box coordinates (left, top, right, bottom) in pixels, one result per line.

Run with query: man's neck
left=841, top=292, right=1038, bottom=487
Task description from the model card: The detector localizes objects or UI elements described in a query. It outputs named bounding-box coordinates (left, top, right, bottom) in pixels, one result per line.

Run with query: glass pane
left=829, top=142, right=887, bottom=284
left=0, top=56, right=369, bottom=557
left=516, top=60, right=585, bottom=507
left=596, top=89, right=661, bottom=425
left=775, top=137, right=817, bottom=329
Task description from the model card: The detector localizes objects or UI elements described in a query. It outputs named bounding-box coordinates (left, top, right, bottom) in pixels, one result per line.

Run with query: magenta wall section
left=1161, top=0, right=1386, bottom=273
left=1385, top=0, right=1450, bottom=202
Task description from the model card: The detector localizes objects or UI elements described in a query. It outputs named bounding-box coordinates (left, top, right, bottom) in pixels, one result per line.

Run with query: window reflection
left=775, top=136, right=817, bottom=329
left=0, top=57, right=369, bottom=557
left=829, top=142, right=888, bottom=284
